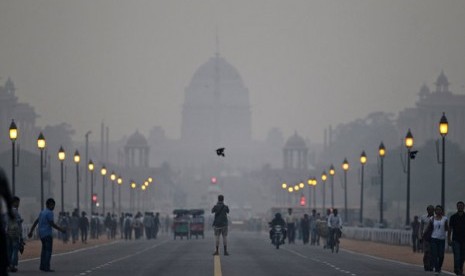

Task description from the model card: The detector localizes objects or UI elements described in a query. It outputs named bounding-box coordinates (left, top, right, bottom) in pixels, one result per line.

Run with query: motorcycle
left=271, top=225, right=285, bottom=249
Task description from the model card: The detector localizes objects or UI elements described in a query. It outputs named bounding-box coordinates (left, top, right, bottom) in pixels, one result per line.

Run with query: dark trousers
left=145, top=227, right=152, bottom=239
left=452, top=241, right=465, bottom=275
left=430, top=238, right=445, bottom=273
left=287, top=223, right=295, bottom=243
left=81, top=228, right=88, bottom=242
left=412, top=234, right=419, bottom=252
left=423, top=240, right=433, bottom=271
left=6, top=236, right=19, bottom=267
left=40, top=236, right=53, bottom=271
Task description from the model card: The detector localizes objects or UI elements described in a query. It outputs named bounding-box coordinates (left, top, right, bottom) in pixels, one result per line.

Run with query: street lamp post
left=329, top=165, right=335, bottom=209
left=58, top=146, right=66, bottom=213
left=130, top=181, right=136, bottom=213
left=378, top=142, right=386, bottom=226
left=88, top=160, right=94, bottom=215
left=405, top=129, right=414, bottom=227
left=281, top=182, right=288, bottom=206
left=287, top=186, right=294, bottom=206
left=308, top=178, right=317, bottom=210
left=140, top=185, right=146, bottom=210
left=74, top=150, right=80, bottom=211
left=342, top=158, right=349, bottom=223
left=84, top=131, right=91, bottom=214
left=101, top=166, right=107, bottom=214
left=110, top=172, right=116, bottom=214
left=37, top=133, right=46, bottom=209
left=360, top=151, right=367, bottom=226
left=321, top=171, right=327, bottom=213
left=439, top=113, right=448, bottom=210
left=9, top=120, right=18, bottom=195
left=117, top=176, right=122, bottom=214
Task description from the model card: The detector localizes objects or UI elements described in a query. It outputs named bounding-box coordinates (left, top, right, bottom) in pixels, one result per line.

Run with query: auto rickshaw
left=189, top=209, right=205, bottom=239
left=172, top=209, right=190, bottom=240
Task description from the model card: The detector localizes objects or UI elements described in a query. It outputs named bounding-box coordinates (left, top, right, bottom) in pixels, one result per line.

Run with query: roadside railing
left=342, top=227, right=412, bottom=245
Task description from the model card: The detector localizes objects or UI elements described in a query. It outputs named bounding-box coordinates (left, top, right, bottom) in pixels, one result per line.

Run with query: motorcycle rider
left=269, top=213, right=287, bottom=244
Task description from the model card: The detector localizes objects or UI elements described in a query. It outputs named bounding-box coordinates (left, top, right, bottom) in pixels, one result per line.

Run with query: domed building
left=181, top=53, right=251, bottom=147
left=124, top=130, right=150, bottom=168
left=397, top=71, right=465, bottom=149
left=283, top=131, right=308, bottom=170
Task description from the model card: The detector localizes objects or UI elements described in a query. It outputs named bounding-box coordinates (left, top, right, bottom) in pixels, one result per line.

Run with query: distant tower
left=124, top=130, right=150, bottom=168
left=283, top=132, right=308, bottom=170
left=435, top=71, right=450, bottom=93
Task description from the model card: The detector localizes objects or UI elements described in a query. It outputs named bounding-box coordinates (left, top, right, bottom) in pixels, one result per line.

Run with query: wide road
left=18, top=231, right=437, bottom=276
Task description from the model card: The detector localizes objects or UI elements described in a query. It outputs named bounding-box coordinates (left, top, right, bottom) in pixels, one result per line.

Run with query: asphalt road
left=17, top=231, right=442, bottom=276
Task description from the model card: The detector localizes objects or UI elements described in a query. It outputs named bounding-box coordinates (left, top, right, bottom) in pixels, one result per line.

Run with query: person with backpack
left=212, top=194, right=230, bottom=256
left=6, top=196, right=23, bottom=273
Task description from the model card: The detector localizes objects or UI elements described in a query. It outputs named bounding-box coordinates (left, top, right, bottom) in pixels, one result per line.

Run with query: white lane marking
left=284, top=248, right=357, bottom=275
left=74, top=240, right=169, bottom=276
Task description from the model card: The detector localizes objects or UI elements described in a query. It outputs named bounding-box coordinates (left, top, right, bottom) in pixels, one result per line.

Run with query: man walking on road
left=420, top=205, right=435, bottom=271
left=28, top=198, right=66, bottom=272
left=212, top=194, right=229, bottom=256
left=448, top=201, right=465, bottom=276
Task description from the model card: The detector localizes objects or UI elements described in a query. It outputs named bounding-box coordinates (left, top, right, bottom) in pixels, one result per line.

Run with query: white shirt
left=431, top=216, right=448, bottom=240
left=327, top=214, right=343, bottom=229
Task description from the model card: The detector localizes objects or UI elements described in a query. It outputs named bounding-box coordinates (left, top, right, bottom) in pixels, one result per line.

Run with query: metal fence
left=342, top=227, right=412, bottom=245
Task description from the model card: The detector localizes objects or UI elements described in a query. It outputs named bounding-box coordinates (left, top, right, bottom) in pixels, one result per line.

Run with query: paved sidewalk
left=341, top=238, right=454, bottom=274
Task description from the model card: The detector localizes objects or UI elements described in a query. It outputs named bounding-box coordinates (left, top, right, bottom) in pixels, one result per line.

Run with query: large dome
left=284, top=132, right=307, bottom=149
left=126, top=130, right=148, bottom=147
left=181, top=55, right=252, bottom=145
left=184, top=55, right=250, bottom=107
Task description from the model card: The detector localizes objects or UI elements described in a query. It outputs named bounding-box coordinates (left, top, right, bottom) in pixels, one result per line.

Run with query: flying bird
left=216, top=148, right=225, bottom=157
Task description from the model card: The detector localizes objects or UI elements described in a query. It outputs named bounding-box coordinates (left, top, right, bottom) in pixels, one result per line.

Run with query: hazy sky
left=1, top=0, right=464, bottom=143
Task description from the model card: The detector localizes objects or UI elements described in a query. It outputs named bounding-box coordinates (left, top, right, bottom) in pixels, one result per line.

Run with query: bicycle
left=329, top=227, right=341, bottom=253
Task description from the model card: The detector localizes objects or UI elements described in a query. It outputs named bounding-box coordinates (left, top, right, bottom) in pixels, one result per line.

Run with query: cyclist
left=327, top=209, right=343, bottom=252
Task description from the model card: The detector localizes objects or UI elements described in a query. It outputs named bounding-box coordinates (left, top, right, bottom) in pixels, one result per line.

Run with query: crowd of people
left=0, top=166, right=170, bottom=274
left=51, top=211, right=164, bottom=243
left=270, top=207, right=343, bottom=249
left=413, top=203, right=465, bottom=276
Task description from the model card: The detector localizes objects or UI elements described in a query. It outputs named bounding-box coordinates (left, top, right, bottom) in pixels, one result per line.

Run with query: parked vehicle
left=172, top=209, right=190, bottom=240
left=189, top=209, right=205, bottom=239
